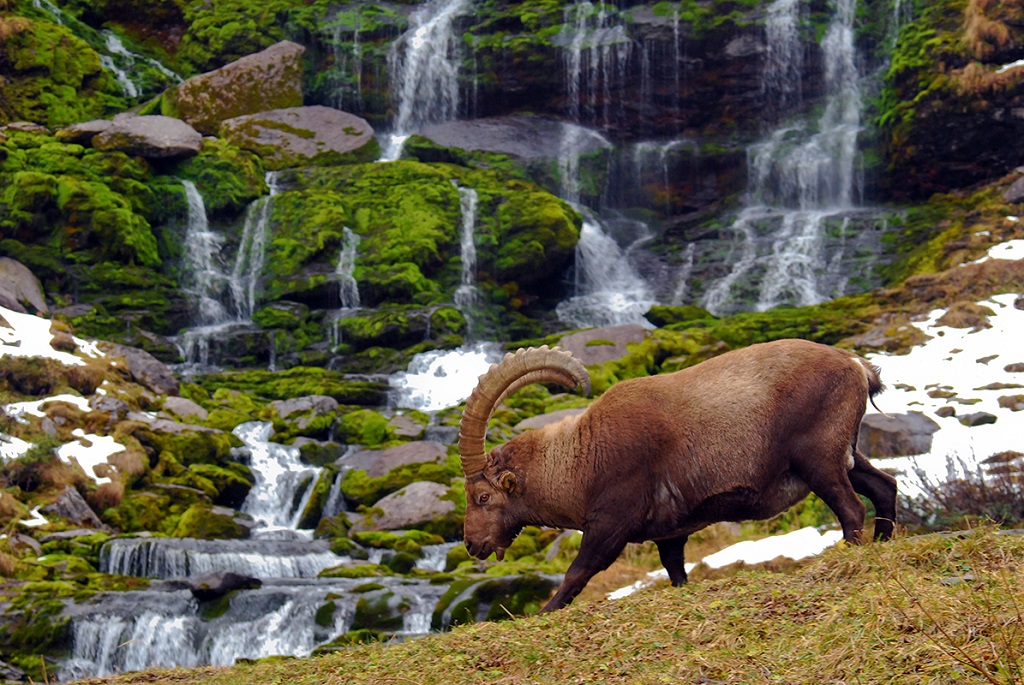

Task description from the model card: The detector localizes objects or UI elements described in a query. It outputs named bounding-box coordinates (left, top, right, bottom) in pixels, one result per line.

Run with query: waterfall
left=452, top=184, right=482, bottom=337
left=235, top=422, right=322, bottom=533
left=327, top=227, right=361, bottom=350
left=561, top=1, right=631, bottom=130
left=229, top=172, right=279, bottom=322
left=701, top=0, right=864, bottom=315
left=555, top=216, right=655, bottom=329
left=383, top=0, right=471, bottom=159
left=389, top=342, right=502, bottom=411
left=335, top=227, right=362, bottom=310
left=100, top=538, right=346, bottom=579
left=177, top=174, right=278, bottom=367
left=328, top=16, right=364, bottom=112
left=180, top=181, right=229, bottom=327
left=59, top=578, right=445, bottom=680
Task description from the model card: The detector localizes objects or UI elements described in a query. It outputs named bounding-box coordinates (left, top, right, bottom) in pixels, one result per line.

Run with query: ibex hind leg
left=848, top=451, right=898, bottom=541
left=796, top=462, right=867, bottom=544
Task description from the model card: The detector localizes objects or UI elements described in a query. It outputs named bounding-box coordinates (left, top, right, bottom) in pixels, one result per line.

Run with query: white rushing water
left=389, top=342, right=502, bottom=411
left=382, top=0, right=471, bottom=159
left=100, top=538, right=346, bottom=579
left=177, top=174, right=279, bottom=367
left=235, top=421, right=323, bottom=533
left=701, top=0, right=864, bottom=315
left=59, top=579, right=447, bottom=680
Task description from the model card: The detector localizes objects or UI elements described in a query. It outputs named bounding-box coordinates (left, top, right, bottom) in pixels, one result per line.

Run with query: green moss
left=335, top=409, right=392, bottom=447
left=188, top=462, right=255, bottom=508
left=171, top=503, right=250, bottom=540
left=295, top=467, right=338, bottom=530
left=195, top=367, right=389, bottom=405
left=340, top=461, right=454, bottom=509
left=351, top=589, right=409, bottom=632
left=171, top=138, right=266, bottom=215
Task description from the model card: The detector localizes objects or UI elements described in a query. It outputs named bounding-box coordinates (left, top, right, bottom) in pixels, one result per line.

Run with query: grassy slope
left=70, top=527, right=1024, bottom=685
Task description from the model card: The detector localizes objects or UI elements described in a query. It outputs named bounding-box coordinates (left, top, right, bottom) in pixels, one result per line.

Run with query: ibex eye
left=479, top=494, right=490, bottom=503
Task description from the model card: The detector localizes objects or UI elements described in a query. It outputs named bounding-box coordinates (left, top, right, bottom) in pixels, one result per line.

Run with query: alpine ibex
left=459, top=339, right=896, bottom=612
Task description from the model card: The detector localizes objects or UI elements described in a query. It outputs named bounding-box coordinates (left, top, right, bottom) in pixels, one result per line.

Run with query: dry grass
left=65, top=527, right=1024, bottom=685
left=963, top=0, right=1012, bottom=60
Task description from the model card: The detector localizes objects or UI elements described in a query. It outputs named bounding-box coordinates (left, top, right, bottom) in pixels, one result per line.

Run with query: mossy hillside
left=192, top=367, right=390, bottom=406
left=269, top=162, right=579, bottom=320
left=0, top=16, right=127, bottom=127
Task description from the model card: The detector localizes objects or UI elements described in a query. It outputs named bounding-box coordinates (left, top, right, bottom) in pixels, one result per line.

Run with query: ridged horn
left=459, top=345, right=590, bottom=480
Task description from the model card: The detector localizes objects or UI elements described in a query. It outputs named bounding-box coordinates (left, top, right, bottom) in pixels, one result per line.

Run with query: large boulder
left=352, top=481, right=455, bottom=533
left=859, top=412, right=942, bottom=458
left=99, top=342, right=180, bottom=396
left=344, top=441, right=447, bottom=479
left=559, top=324, right=650, bottom=366
left=0, top=257, right=48, bottom=315
left=220, top=106, right=379, bottom=169
left=166, top=41, right=305, bottom=136
left=39, top=486, right=105, bottom=529
left=187, top=571, right=262, bottom=601
left=92, top=115, right=202, bottom=158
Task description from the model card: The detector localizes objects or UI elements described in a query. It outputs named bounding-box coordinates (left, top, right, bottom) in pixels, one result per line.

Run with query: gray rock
left=559, top=324, right=650, bottom=366
left=7, top=533, right=42, bottom=556
left=56, top=119, right=114, bottom=144
left=859, top=412, right=941, bottom=458
left=1003, top=175, right=1024, bottom=203
left=0, top=257, right=48, bottom=314
left=220, top=105, right=378, bottom=169
left=187, top=570, right=262, bottom=601
left=40, top=486, right=105, bottom=529
left=344, top=441, right=447, bottom=478
left=100, top=342, right=180, bottom=396
left=92, top=115, right=203, bottom=159
left=959, top=412, right=998, bottom=427
left=353, top=481, right=455, bottom=532
left=162, top=396, right=210, bottom=421
left=90, top=395, right=131, bottom=420
left=126, top=412, right=222, bottom=435
left=169, top=41, right=305, bottom=135
left=422, top=116, right=608, bottom=160
left=271, top=395, right=338, bottom=427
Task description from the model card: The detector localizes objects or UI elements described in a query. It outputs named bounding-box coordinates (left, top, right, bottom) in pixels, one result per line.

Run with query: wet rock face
left=220, top=106, right=379, bottom=169
left=91, top=115, right=203, bottom=158
left=168, top=40, right=306, bottom=135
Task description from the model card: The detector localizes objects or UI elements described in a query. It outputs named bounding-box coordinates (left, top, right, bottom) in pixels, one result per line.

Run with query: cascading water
left=700, top=0, right=864, bottom=315
left=382, top=0, right=472, bottom=159
left=59, top=578, right=448, bottom=680
left=554, top=2, right=654, bottom=329
left=327, top=227, right=362, bottom=350
left=453, top=184, right=482, bottom=337
left=235, top=421, right=323, bottom=533
left=177, top=173, right=279, bottom=368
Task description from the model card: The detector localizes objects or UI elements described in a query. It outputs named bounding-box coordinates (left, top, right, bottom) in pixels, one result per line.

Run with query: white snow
left=0, top=306, right=101, bottom=365
left=56, top=429, right=123, bottom=486
left=2, top=306, right=124, bottom=483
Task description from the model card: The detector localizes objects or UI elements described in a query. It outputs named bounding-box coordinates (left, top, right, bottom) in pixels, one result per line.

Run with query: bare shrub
left=900, top=454, right=1024, bottom=532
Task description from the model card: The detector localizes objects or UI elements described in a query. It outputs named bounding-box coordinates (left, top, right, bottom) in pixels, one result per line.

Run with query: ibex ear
left=496, top=470, right=520, bottom=495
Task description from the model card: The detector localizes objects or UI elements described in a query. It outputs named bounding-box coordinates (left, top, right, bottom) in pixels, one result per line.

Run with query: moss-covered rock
left=431, top=573, right=560, bottom=631
left=187, top=462, right=255, bottom=509
left=171, top=503, right=252, bottom=540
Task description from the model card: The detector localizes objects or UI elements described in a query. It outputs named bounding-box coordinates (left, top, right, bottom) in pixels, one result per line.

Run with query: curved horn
left=459, top=345, right=590, bottom=480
